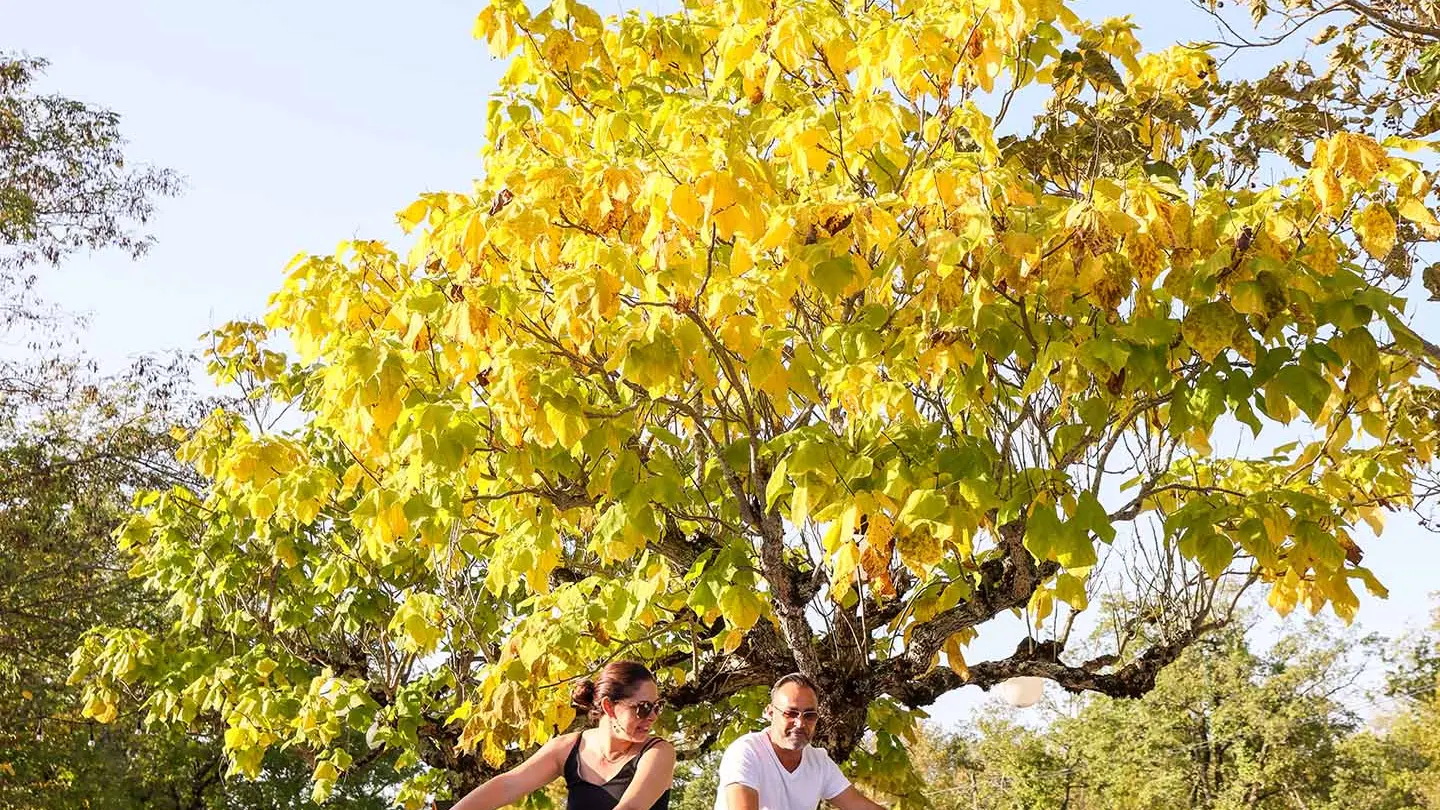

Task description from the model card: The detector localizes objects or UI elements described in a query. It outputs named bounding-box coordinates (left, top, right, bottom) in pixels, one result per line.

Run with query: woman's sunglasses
left=624, top=699, right=664, bottom=719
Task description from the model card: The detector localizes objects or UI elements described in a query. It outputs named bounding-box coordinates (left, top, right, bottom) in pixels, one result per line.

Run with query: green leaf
left=1080, top=337, right=1131, bottom=372
left=1081, top=48, right=1125, bottom=91
left=1275, top=365, right=1330, bottom=421
left=1179, top=528, right=1234, bottom=579
left=1142, top=160, right=1182, bottom=185
left=1023, top=504, right=1063, bottom=562
left=899, top=489, right=949, bottom=526
left=810, top=256, right=855, bottom=299
left=1073, top=491, right=1116, bottom=543
left=1053, top=521, right=1098, bottom=569
left=1054, top=572, right=1088, bottom=610
left=789, top=439, right=829, bottom=475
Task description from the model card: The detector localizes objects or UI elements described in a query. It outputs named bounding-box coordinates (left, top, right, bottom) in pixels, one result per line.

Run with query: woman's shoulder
left=640, top=736, right=676, bottom=756
left=546, top=730, right=585, bottom=757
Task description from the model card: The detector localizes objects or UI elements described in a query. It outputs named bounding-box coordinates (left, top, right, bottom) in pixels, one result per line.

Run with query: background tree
left=70, top=0, right=1440, bottom=804
left=0, top=52, right=398, bottom=808
left=671, top=751, right=721, bottom=810
left=0, top=53, right=180, bottom=322
left=0, top=361, right=197, bottom=809
left=1357, top=610, right=1440, bottom=808
left=892, top=617, right=1406, bottom=810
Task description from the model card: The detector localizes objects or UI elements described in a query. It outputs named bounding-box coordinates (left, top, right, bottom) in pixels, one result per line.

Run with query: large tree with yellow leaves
left=71, top=0, right=1440, bottom=805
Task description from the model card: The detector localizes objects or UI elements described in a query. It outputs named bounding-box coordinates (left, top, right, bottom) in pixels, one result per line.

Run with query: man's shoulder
left=724, top=731, right=767, bottom=750
left=719, top=731, right=768, bottom=762
left=801, top=744, right=839, bottom=768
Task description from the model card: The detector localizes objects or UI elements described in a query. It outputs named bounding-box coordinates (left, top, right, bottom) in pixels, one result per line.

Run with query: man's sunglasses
left=771, top=704, right=820, bottom=723
left=624, top=699, right=664, bottom=719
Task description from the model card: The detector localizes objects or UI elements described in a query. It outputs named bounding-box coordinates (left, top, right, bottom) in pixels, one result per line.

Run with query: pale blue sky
left=9, top=0, right=1437, bottom=725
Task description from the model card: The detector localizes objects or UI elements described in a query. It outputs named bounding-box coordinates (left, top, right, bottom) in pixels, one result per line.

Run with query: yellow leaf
left=830, top=541, right=861, bottom=601
left=719, top=628, right=746, bottom=653
left=954, top=101, right=1000, bottom=164
left=1353, top=203, right=1396, bottom=259
left=944, top=634, right=970, bottom=679
left=1309, top=141, right=1343, bottom=216
left=1360, top=505, right=1385, bottom=535
left=462, top=213, right=488, bottom=260
left=83, top=695, right=118, bottom=725
left=895, top=527, right=944, bottom=575
left=1181, top=301, right=1241, bottom=362
left=672, top=183, right=703, bottom=230
left=822, top=502, right=859, bottom=554
left=1268, top=573, right=1298, bottom=617
left=719, top=585, right=765, bottom=632
left=1397, top=196, right=1439, bottom=228
left=482, top=736, right=506, bottom=768
left=397, top=199, right=429, bottom=232
left=1028, top=586, right=1054, bottom=625
left=1338, top=133, right=1389, bottom=186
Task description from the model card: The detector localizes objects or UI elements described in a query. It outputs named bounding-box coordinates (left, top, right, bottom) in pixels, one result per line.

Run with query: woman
left=452, top=660, right=675, bottom=810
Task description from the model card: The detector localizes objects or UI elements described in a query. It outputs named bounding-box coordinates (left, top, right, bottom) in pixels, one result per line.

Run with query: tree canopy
left=70, top=0, right=1440, bottom=805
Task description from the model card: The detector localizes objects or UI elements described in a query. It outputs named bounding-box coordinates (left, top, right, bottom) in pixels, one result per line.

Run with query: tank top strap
left=620, top=737, right=664, bottom=774
left=563, top=733, right=584, bottom=780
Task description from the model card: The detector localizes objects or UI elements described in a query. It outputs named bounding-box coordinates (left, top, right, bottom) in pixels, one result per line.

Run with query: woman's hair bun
left=571, top=678, right=598, bottom=711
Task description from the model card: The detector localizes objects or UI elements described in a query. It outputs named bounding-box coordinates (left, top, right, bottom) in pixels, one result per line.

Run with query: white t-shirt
left=714, top=731, right=851, bottom=810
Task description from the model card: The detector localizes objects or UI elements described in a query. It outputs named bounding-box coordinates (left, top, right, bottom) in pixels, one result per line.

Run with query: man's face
left=766, top=682, right=820, bottom=751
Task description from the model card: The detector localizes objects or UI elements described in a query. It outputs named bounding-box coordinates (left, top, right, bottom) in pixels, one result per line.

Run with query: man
left=714, top=674, right=887, bottom=810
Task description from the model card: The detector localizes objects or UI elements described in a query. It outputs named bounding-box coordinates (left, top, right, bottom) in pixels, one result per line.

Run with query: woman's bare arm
left=451, top=733, right=575, bottom=810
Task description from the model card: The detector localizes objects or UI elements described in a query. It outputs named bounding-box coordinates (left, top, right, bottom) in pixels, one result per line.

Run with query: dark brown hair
left=570, top=660, right=656, bottom=718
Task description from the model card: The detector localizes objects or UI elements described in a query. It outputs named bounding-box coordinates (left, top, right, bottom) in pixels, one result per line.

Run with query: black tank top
left=564, top=735, right=671, bottom=810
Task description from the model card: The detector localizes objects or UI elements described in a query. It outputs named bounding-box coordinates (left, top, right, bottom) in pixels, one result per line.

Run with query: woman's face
left=603, top=679, right=661, bottom=741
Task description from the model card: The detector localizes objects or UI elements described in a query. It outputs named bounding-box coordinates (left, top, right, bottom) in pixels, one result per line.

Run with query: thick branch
left=1339, top=0, right=1440, bottom=41
left=755, top=499, right=822, bottom=675
left=881, top=520, right=1057, bottom=686
left=888, top=620, right=1222, bottom=707
left=663, top=620, right=795, bottom=708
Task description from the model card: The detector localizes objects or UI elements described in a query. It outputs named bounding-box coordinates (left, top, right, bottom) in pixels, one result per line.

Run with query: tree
left=1323, top=730, right=1431, bottom=810
left=0, top=50, right=199, bottom=808
left=1189, top=0, right=1440, bottom=135
left=0, top=53, right=180, bottom=321
left=0, top=361, right=202, bottom=810
left=1063, top=624, right=1367, bottom=808
left=1349, top=605, right=1440, bottom=808
left=0, top=52, right=400, bottom=808
left=0, top=363, right=405, bottom=810
left=671, top=750, right=721, bottom=810
left=71, top=0, right=1439, bottom=804
left=890, top=619, right=1397, bottom=810
left=1188, top=0, right=1440, bottom=524
left=1179, top=1, right=1440, bottom=304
